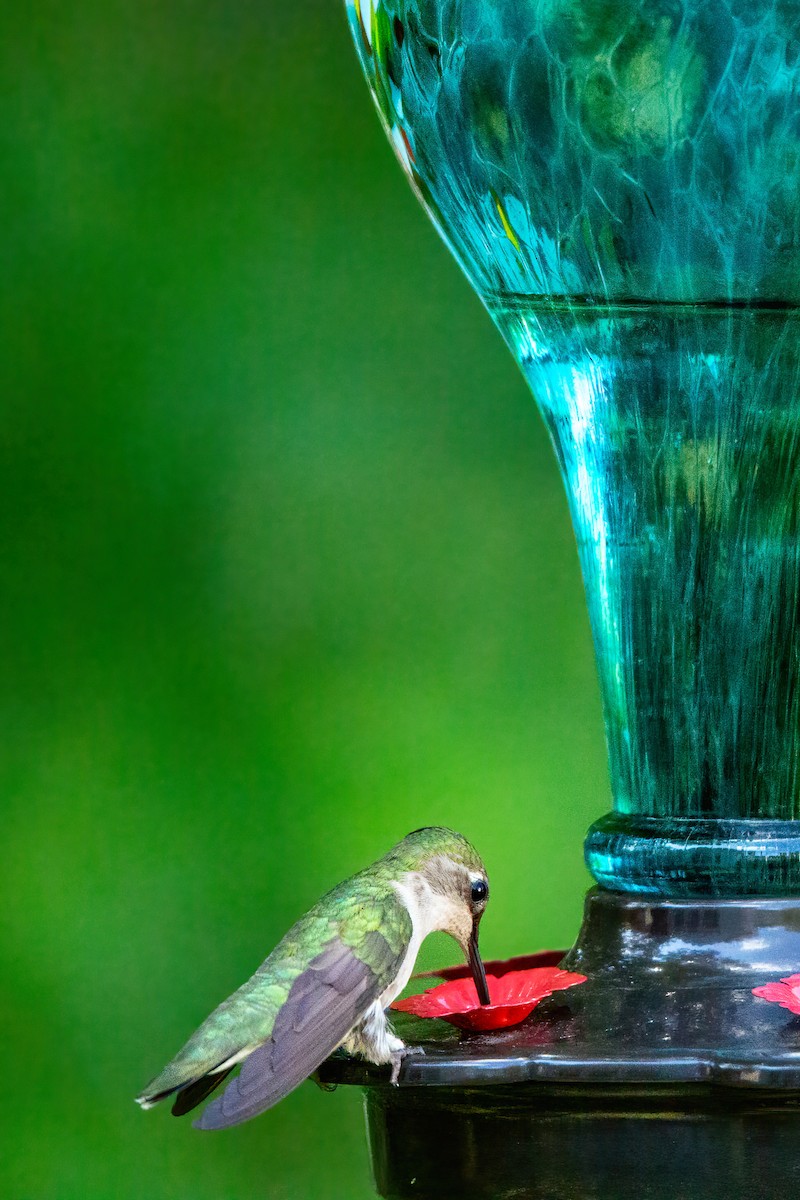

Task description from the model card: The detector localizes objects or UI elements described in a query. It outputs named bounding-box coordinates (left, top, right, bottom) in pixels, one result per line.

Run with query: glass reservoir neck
left=495, top=301, right=800, bottom=894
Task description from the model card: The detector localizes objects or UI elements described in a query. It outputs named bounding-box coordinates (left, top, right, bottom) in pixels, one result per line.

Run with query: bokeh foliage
left=2, top=2, right=605, bottom=1196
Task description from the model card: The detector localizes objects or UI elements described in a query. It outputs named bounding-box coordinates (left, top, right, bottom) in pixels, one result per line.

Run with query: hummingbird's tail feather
left=170, top=1066, right=235, bottom=1116
left=136, top=1051, right=247, bottom=1111
left=135, top=1089, right=172, bottom=1111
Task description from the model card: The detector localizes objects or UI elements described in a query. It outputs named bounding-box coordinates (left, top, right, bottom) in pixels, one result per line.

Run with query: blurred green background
left=2, top=2, right=607, bottom=1197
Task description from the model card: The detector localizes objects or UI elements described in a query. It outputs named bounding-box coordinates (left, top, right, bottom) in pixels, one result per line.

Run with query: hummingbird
left=136, top=827, right=490, bottom=1130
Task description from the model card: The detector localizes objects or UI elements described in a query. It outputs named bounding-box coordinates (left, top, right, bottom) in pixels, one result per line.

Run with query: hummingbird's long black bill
left=468, top=924, right=491, bottom=1006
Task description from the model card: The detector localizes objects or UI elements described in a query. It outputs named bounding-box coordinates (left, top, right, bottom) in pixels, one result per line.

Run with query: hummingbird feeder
left=321, top=0, right=800, bottom=1195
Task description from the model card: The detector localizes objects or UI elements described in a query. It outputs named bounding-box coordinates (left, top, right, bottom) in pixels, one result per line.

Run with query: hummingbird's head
left=389, top=827, right=491, bottom=1005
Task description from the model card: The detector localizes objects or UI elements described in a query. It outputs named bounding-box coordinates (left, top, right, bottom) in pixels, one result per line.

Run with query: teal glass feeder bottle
left=330, top=2, right=800, bottom=1196
left=346, top=0, right=800, bottom=898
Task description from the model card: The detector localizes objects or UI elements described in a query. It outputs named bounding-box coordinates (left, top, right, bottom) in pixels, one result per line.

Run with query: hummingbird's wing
left=193, top=927, right=402, bottom=1130
left=137, top=884, right=412, bottom=1128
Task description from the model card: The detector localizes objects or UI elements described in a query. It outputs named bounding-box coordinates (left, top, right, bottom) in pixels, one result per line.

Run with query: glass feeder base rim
left=585, top=814, right=800, bottom=896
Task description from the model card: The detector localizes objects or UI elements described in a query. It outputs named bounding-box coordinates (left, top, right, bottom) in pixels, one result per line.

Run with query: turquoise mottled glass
left=346, top=0, right=800, bottom=895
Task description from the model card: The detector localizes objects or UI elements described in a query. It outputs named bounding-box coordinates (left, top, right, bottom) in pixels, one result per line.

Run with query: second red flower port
left=752, top=974, right=800, bottom=1015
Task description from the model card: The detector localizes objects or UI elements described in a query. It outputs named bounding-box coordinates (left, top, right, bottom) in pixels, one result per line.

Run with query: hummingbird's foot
left=389, top=1043, right=425, bottom=1085
left=389, top=1049, right=404, bottom=1084
left=385, top=1026, right=411, bottom=1084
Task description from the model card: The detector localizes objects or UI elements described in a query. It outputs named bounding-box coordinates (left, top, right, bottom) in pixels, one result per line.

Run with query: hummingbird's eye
left=471, top=880, right=488, bottom=904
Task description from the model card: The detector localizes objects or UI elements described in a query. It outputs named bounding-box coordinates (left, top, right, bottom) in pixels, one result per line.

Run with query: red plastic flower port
left=392, top=967, right=587, bottom=1032
left=752, top=974, right=800, bottom=1015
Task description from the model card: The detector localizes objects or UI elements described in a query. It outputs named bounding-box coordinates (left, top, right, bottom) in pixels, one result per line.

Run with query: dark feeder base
left=319, top=891, right=800, bottom=1199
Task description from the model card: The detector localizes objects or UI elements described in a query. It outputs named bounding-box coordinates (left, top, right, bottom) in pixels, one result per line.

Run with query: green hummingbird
left=136, top=827, right=490, bottom=1130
